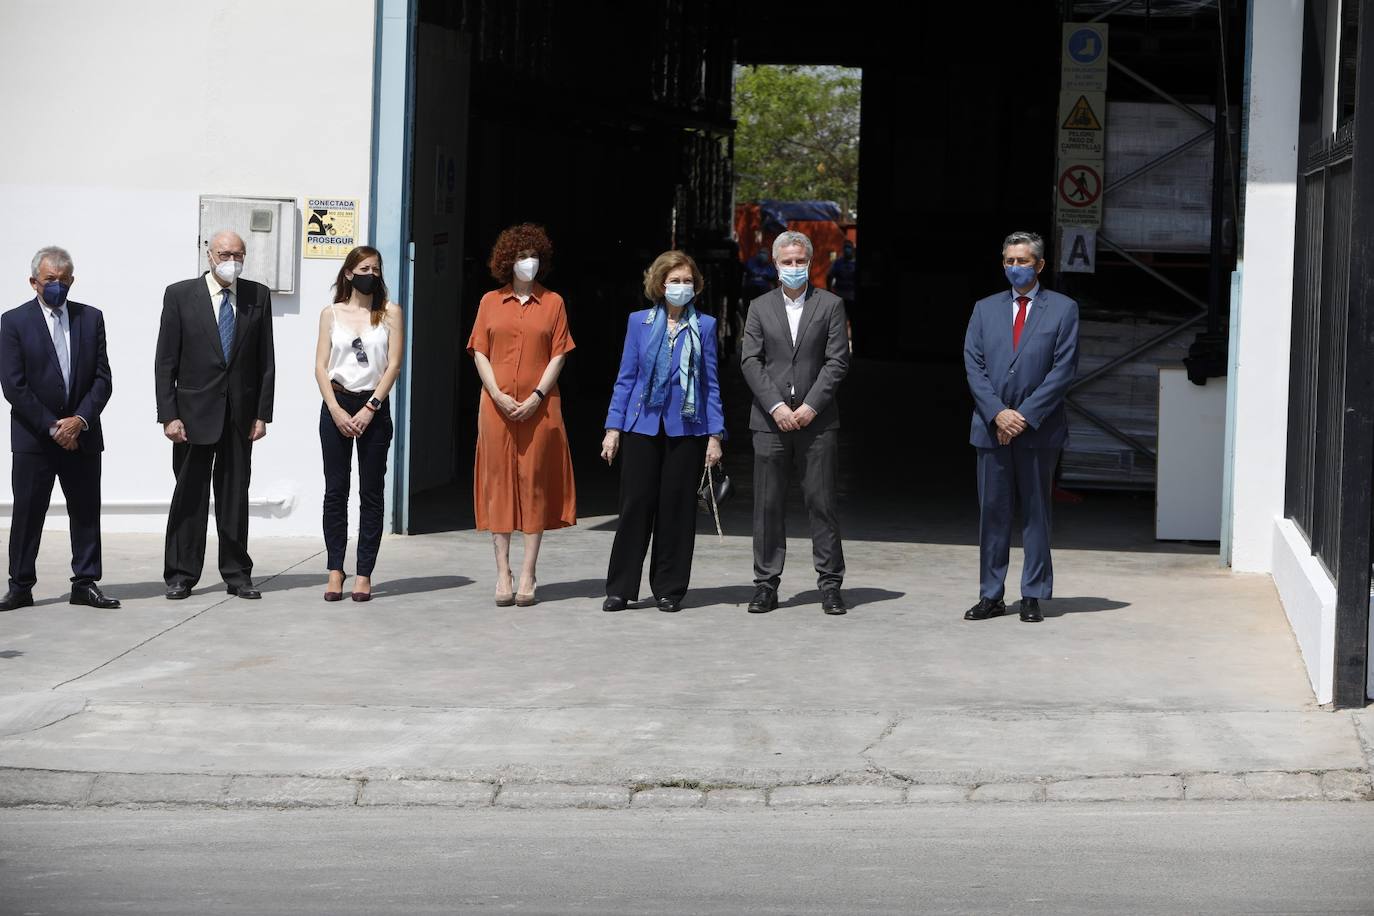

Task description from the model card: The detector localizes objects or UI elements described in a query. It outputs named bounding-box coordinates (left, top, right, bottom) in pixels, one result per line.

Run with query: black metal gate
left=1285, top=0, right=1373, bottom=708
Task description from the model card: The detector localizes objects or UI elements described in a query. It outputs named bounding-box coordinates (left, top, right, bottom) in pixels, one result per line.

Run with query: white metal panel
left=1156, top=366, right=1227, bottom=541
left=198, top=195, right=299, bottom=293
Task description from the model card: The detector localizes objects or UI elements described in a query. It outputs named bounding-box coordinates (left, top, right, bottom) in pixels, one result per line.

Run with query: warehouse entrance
left=386, top=1, right=1244, bottom=546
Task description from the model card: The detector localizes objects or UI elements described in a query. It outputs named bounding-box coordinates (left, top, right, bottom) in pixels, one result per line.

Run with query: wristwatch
left=533, top=388, right=546, bottom=400
left=367, top=397, right=382, bottom=411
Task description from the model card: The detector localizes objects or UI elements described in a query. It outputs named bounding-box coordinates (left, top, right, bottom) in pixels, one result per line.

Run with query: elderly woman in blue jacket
left=600, top=250, right=725, bottom=613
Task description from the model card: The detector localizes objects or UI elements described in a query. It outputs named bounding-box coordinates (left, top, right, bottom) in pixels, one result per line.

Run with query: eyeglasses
left=213, top=251, right=246, bottom=262
left=351, top=337, right=369, bottom=365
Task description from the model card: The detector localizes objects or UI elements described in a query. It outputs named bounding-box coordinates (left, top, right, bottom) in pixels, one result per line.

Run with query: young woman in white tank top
left=313, top=246, right=405, bottom=602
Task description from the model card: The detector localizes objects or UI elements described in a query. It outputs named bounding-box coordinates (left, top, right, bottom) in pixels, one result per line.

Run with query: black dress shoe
left=964, top=597, right=1006, bottom=620
left=1019, top=597, right=1044, bottom=623
left=602, top=596, right=628, bottom=612
left=0, top=589, right=33, bottom=612
left=165, top=584, right=192, bottom=600
left=656, top=596, right=682, bottom=613
left=821, top=587, right=847, bottom=615
left=227, top=584, right=261, bottom=599
left=70, top=582, right=120, bottom=609
left=747, top=585, right=778, bottom=614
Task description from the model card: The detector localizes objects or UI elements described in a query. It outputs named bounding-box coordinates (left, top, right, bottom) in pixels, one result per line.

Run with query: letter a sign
left=1060, top=227, right=1096, bottom=274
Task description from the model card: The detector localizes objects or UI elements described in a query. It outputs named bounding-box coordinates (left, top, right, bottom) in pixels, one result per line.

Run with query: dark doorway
left=401, top=0, right=1243, bottom=547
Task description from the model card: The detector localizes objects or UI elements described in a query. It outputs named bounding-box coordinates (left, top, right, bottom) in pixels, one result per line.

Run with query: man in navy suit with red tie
left=963, top=231, right=1079, bottom=624
left=0, top=246, right=118, bottom=611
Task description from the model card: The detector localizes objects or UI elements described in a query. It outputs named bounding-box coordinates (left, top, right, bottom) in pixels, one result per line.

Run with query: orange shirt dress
left=466, top=284, right=577, bottom=534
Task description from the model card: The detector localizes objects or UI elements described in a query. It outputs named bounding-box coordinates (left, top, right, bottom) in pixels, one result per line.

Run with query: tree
left=733, top=65, right=861, bottom=220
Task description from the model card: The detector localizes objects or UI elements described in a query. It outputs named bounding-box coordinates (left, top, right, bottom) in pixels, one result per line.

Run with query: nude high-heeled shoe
left=514, top=577, right=537, bottom=607
left=495, top=572, right=515, bottom=607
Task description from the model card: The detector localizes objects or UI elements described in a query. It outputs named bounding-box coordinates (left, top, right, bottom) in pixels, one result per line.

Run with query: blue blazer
left=963, top=286, right=1079, bottom=449
left=605, top=309, right=726, bottom=438
left=1, top=298, right=112, bottom=454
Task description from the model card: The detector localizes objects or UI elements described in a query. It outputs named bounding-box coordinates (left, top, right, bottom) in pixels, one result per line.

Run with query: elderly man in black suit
left=0, top=246, right=118, bottom=611
left=155, top=230, right=275, bottom=600
left=740, top=229, right=851, bottom=615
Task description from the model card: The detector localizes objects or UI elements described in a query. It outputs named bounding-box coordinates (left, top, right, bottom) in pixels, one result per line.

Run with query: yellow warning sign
left=1062, top=95, right=1102, bottom=130
left=1058, top=90, right=1106, bottom=158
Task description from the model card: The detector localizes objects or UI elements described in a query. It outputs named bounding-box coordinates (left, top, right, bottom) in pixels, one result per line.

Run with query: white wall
left=1230, top=0, right=1350, bottom=701
left=0, top=0, right=376, bottom=538
left=1227, top=0, right=1303, bottom=573
left=1272, top=519, right=1336, bottom=705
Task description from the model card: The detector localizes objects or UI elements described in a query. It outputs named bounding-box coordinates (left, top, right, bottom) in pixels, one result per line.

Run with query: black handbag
left=697, top=463, right=731, bottom=512
left=697, top=463, right=731, bottom=540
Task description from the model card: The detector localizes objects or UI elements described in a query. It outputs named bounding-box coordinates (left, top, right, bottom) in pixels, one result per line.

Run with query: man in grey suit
left=740, top=230, right=850, bottom=615
left=963, top=231, right=1079, bottom=623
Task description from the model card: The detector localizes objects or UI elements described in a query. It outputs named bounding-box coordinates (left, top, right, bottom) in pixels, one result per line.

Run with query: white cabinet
left=1156, top=366, right=1227, bottom=541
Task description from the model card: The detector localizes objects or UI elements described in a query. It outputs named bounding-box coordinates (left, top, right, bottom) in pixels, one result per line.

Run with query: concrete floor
left=0, top=509, right=1365, bottom=787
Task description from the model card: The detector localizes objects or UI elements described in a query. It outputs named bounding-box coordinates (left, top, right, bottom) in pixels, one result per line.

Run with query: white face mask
left=513, top=257, right=539, bottom=282
left=213, top=259, right=243, bottom=283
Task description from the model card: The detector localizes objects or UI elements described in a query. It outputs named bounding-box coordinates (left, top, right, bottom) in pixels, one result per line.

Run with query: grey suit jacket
left=740, top=285, right=850, bottom=433
left=963, top=286, right=1079, bottom=449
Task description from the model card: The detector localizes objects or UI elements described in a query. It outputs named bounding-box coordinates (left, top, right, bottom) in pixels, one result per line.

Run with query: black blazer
left=740, top=285, right=850, bottom=433
left=154, top=274, right=275, bottom=445
left=0, top=299, right=112, bottom=454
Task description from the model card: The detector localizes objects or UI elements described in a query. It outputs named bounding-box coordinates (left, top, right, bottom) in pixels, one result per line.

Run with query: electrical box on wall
left=198, top=195, right=298, bottom=293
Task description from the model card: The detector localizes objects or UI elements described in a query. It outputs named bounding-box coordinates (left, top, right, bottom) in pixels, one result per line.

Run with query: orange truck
left=735, top=200, right=855, bottom=291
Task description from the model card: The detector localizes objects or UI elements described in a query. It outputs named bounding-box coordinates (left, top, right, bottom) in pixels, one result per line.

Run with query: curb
left=1, top=767, right=1371, bottom=809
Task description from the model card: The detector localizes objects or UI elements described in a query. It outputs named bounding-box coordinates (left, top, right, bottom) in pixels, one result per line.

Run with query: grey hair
left=1002, top=231, right=1044, bottom=260
left=31, top=246, right=74, bottom=278
left=771, top=230, right=814, bottom=261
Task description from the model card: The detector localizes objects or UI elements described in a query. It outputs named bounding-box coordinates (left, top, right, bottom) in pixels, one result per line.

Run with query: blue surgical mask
left=40, top=281, right=70, bottom=308
left=664, top=283, right=695, bottom=307
left=778, top=265, right=809, bottom=289
left=1004, top=264, right=1038, bottom=289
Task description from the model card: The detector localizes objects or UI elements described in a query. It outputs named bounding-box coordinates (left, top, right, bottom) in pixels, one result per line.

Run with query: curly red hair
left=487, top=223, right=553, bottom=284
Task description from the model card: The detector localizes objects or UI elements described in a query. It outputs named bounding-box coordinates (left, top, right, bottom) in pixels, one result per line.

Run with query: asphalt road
left=2, top=804, right=1372, bottom=915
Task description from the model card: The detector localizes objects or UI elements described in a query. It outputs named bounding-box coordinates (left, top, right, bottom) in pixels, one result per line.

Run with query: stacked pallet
left=1062, top=316, right=1194, bottom=488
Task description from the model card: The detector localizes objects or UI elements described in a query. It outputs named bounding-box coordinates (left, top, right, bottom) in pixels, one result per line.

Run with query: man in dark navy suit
left=0, top=246, right=118, bottom=611
left=963, top=231, right=1079, bottom=623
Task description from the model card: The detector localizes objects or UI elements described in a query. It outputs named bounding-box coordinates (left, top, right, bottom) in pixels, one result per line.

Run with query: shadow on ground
left=1042, top=596, right=1131, bottom=617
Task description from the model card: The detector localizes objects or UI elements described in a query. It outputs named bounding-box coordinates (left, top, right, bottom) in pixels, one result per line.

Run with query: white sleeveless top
left=327, top=305, right=389, bottom=392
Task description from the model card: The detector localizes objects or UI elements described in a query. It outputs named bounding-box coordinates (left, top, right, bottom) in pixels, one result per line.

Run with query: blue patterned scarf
left=641, top=302, right=701, bottom=421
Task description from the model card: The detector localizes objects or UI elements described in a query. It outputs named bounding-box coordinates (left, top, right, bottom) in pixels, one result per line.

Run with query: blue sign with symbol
left=1068, top=27, right=1103, bottom=65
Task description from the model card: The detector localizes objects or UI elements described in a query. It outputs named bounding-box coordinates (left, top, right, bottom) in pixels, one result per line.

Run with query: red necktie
left=1012, top=296, right=1029, bottom=349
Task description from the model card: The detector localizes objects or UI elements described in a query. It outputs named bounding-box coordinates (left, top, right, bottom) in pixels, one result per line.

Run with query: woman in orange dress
left=467, top=224, right=577, bottom=606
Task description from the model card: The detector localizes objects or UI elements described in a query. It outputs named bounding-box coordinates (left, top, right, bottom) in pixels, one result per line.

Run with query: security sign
left=304, top=197, right=359, bottom=259
left=1056, top=160, right=1103, bottom=228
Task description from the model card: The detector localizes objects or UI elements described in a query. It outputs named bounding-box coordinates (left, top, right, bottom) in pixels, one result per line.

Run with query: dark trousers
left=8, top=448, right=102, bottom=591
left=606, top=431, right=707, bottom=602
left=164, top=415, right=253, bottom=589
left=752, top=426, right=844, bottom=590
left=320, top=392, right=392, bottom=577
left=976, top=443, right=1059, bottom=601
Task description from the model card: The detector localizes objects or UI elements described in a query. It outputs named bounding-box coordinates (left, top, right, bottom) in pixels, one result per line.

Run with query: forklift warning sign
left=1058, top=91, right=1105, bottom=157
left=304, top=198, right=358, bottom=259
